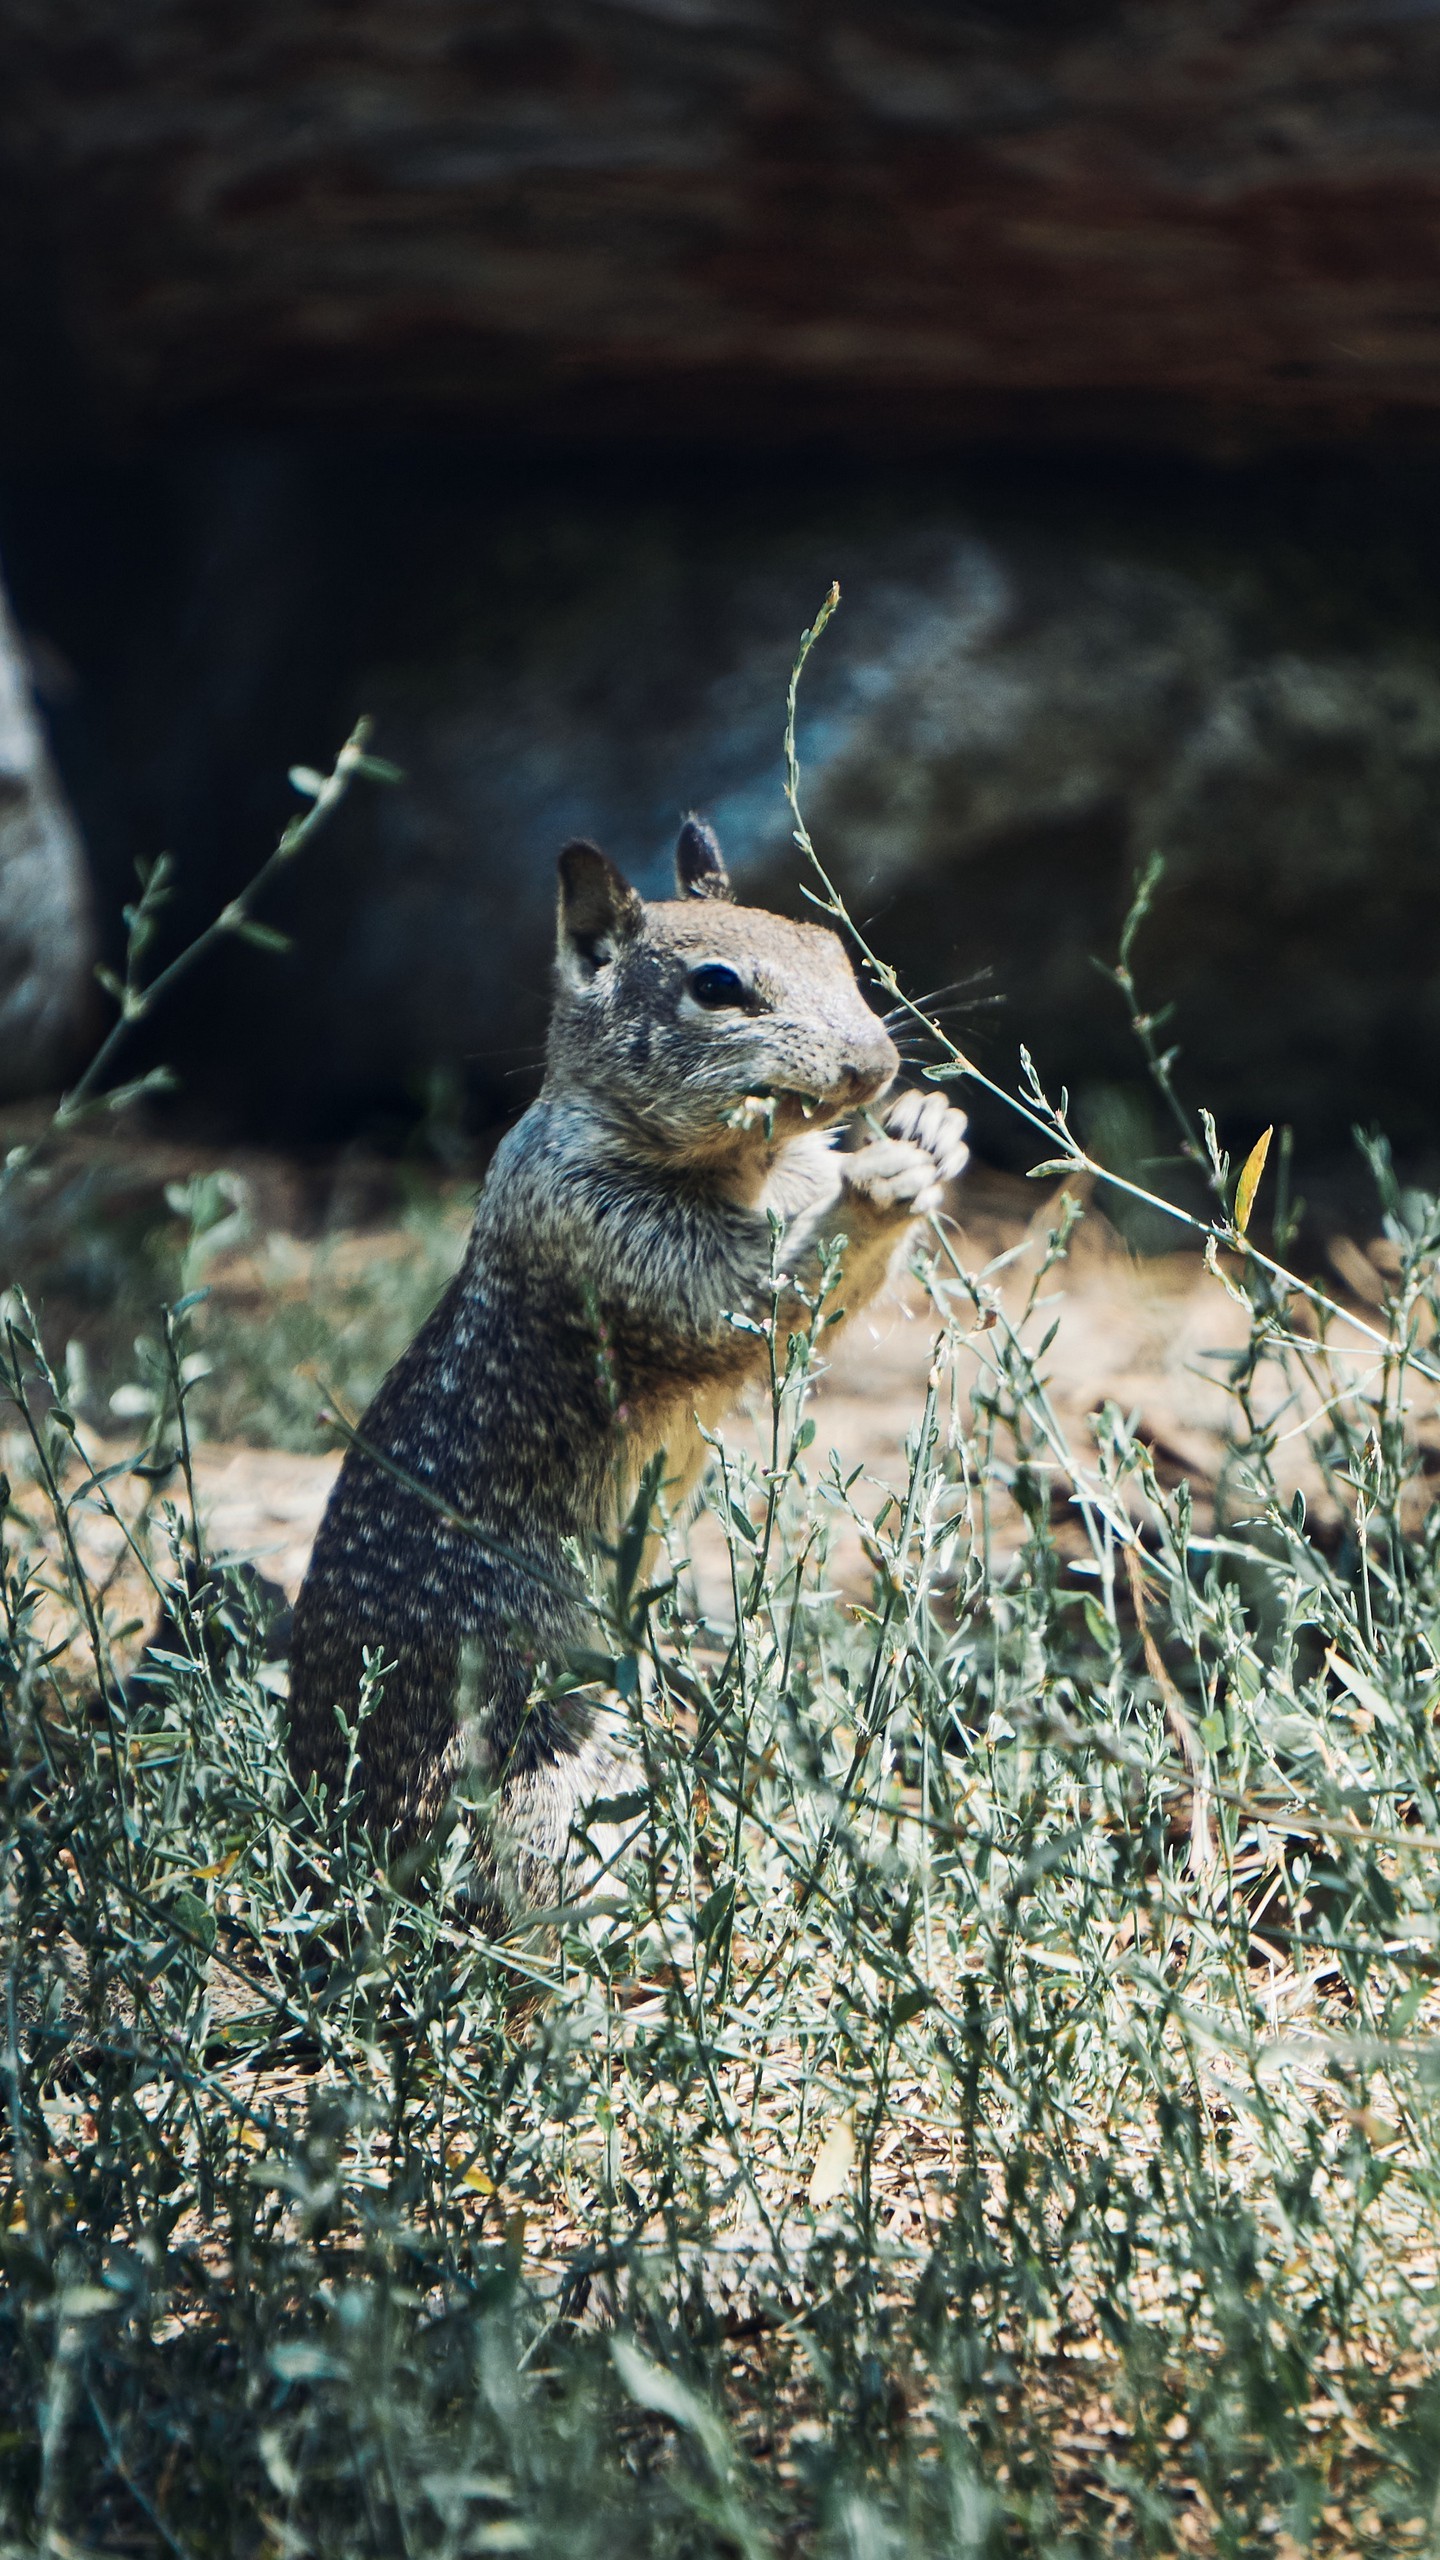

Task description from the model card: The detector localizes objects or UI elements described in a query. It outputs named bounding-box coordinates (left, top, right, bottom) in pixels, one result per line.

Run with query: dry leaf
left=808, top=2117, right=856, bottom=2208
left=189, top=1850, right=241, bottom=1882
left=1233, top=1125, right=1273, bottom=1236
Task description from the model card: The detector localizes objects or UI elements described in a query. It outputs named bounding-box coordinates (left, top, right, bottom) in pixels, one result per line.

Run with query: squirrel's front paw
left=844, top=1089, right=969, bottom=1218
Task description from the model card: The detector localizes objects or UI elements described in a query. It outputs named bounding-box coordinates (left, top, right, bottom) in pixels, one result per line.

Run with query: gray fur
left=287, top=825, right=968, bottom=1913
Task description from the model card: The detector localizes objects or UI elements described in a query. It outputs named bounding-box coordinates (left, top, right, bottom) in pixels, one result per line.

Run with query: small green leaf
left=109, top=1383, right=158, bottom=1419
left=56, top=2285, right=116, bottom=2321
left=103, top=1067, right=178, bottom=1111
left=168, top=1890, right=217, bottom=1953
left=129, top=1450, right=180, bottom=1482
left=232, top=918, right=293, bottom=955
left=288, top=765, right=326, bottom=798
left=891, top=1986, right=932, bottom=2029
left=269, top=2340, right=338, bottom=2382
left=1082, top=1595, right=1113, bottom=1650
left=566, top=1649, right=618, bottom=1685
left=584, top=1790, right=649, bottom=1826
left=610, top=2336, right=729, bottom=2473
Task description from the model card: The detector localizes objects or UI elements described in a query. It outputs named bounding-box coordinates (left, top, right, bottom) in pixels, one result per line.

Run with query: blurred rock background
left=6, top=1, right=1440, bottom=1198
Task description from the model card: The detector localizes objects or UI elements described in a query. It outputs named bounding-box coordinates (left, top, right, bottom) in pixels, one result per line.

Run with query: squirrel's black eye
left=688, top=963, right=748, bottom=1010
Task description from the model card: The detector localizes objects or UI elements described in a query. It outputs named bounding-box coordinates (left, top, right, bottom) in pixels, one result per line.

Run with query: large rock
left=11, top=444, right=1440, bottom=1179
left=317, top=497, right=1440, bottom=1175
left=0, top=562, right=93, bottom=1095
left=6, top=4, right=1440, bottom=450
left=752, top=542, right=1440, bottom=1166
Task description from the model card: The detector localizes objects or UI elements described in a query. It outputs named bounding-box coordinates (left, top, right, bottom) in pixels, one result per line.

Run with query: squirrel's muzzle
left=839, top=1058, right=893, bottom=1106
left=834, top=1025, right=900, bottom=1110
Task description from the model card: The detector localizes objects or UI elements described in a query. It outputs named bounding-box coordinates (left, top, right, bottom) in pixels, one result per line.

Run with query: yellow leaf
left=808, top=2117, right=856, bottom=2209
left=190, top=1851, right=241, bottom=1882
left=1233, top=1125, right=1273, bottom=1237
left=444, top=2139, right=495, bottom=2193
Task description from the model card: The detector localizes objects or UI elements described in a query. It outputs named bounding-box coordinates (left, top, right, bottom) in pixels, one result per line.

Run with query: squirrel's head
left=545, top=821, right=899, bottom=1160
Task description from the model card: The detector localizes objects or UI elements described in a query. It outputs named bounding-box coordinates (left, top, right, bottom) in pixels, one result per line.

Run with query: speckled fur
left=286, top=823, right=968, bottom=1913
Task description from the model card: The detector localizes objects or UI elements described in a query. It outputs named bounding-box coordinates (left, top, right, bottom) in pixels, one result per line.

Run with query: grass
left=8, top=619, right=1440, bottom=2554
left=0, top=1135, right=472, bottom=1455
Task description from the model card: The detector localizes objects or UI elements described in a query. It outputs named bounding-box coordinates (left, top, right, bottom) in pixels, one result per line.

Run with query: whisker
left=918, top=996, right=1004, bottom=1025
left=897, top=971, right=994, bottom=1010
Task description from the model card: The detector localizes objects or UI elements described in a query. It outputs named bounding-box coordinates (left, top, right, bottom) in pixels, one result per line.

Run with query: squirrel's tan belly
left=606, top=1370, right=752, bottom=1539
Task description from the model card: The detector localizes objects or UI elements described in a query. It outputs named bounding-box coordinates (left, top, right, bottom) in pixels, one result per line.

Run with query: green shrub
left=6, top=638, right=1440, bottom=2556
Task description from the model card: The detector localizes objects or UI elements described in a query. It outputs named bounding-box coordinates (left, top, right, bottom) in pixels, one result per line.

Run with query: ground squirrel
left=286, top=820, right=968, bottom=1910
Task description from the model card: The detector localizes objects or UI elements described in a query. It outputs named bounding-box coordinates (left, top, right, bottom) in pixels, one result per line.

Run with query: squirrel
left=286, top=819, right=969, bottom=1913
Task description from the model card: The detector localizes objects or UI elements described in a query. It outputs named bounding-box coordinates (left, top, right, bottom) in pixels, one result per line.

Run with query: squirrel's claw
left=879, top=1088, right=970, bottom=1186
left=882, top=1087, right=969, bottom=1173
left=844, top=1090, right=969, bottom=1219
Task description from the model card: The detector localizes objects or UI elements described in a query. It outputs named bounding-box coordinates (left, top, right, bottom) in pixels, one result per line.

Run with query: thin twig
left=1122, top=1544, right=1213, bottom=1878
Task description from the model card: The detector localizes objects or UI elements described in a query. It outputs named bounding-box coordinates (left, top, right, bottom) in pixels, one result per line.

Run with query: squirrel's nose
left=839, top=1050, right=896, bottom=1104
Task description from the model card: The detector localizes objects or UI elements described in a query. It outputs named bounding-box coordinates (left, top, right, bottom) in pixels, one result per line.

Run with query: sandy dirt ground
left=9, top=1164, right=1414, bottom=1650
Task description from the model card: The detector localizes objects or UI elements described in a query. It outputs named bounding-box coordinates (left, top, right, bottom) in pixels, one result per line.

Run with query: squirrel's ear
left=556, top=840, right=643, bottom=981
left=675, top=815, right=733, bottom=902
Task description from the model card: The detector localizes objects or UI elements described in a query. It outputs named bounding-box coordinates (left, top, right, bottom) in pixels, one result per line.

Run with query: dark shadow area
left=7, top=429, right=1440, bottom=1220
